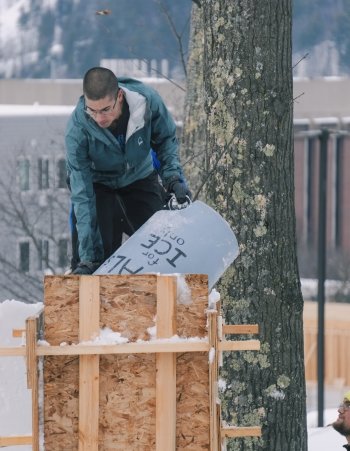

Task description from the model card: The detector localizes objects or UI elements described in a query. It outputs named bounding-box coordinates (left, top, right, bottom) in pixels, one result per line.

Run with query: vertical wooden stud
left=156, top=275, right=177, bottom=451
left=26, top=316, right=39, bottom=451
left=208, top=310, right=220, bottom=451
left=78, top=276, right=100, bottom=451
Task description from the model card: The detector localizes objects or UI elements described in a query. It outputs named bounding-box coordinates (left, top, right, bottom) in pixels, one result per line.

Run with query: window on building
left=19, top=241, right=30, bottom=272
left=57, top=159, right=67, bottom=189
left=38, top=240, right=49, bottom=270
left=58, top=238, right=69, bottom=268
left=38, top=158, right=49, bottom=190
left=306, top=137, right=315, bottom=245
left=17, top=159, right=30, bottom=191
left=335, top=137, right=344, bottom=249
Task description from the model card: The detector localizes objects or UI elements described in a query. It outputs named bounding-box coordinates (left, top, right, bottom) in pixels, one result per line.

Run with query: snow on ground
left=308, top=424, right=346, bottom=450
left=0, top=300, right=42, bottom=451
left=0, top=298, right=348, bottom=450
left=301, top=277, right=350, bottom=299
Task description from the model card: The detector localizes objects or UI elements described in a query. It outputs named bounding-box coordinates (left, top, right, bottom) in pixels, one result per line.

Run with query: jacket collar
left=121, top=87, right=146, bottom=140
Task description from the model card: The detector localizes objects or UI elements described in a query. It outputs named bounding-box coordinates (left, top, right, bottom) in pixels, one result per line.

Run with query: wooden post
left=208, top=310, right=220, bottom=451
left=156, top=275, right=177, bottom=451
left=25, top=316, right=39, bottom=451
left=78, top=276, right=100, bottom=451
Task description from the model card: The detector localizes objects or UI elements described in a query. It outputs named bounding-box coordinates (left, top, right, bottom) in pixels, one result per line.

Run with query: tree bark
left=181, top=4, right=208, bottom=201
left=196, top=1, right=307, bottom=449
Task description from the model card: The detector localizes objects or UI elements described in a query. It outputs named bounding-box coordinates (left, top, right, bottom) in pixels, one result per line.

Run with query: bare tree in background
left=182, top=2, right=307, bottom=449
left=0, top=156, right=70, bottom=303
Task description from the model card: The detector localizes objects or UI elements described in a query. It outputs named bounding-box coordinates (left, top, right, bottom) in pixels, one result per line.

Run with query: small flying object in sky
left=95, top=9, right=112, bottom=16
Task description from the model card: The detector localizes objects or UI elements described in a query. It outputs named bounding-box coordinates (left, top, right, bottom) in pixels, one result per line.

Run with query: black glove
left=167, top=177, right=192, bottom=204
left=73, top=261, right=100, bottom=275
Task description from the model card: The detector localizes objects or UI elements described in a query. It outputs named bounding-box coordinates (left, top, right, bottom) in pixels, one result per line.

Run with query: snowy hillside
left=0, top=0, right=191, bottom=79
left=0, top=0, right=348, bottom=79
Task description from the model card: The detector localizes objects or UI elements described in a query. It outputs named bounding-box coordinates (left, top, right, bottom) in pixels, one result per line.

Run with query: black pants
left=71, top=171, right=165, bottom=268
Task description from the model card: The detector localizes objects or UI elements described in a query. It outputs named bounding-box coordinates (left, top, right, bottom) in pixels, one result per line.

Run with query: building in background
left=0, top=105, right=72, bottom=302
left=294, top=77, right=350, bottom=280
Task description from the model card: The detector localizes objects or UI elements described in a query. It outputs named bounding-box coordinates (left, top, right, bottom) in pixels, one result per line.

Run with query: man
left=66, top=67, right=190, bottom=275
left=332, top=391, right=350, bottom=449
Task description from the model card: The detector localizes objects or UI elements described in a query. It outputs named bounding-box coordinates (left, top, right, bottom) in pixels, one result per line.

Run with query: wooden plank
left=2, top=337, right=260, bottom=356
left=12, top=328, right=26, bottom=338
left=25, top=318, right=36, bottom=389
left=156, top=275, right=177, bottom=451
left=222, top=426, right=262, bottom=437
left=25, top=316, right=39, bottom=451
left=0, top=435, right=32, bottom=446
left=36, top=340, right=209, bottom=356
left=218, top=340, right=261, bottom=352
left=0, top=347, right=26, bottom=356
left=208, top=311, right=219, bottom=451
left=78, top=276, right=100, bottom=451
left=222, top=324, right=259, bottom=335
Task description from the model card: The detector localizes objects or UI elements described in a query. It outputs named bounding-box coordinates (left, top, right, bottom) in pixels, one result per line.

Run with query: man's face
left=333, top=401, right=350, bottom=437
left=84, top=89, right=123, bottom=128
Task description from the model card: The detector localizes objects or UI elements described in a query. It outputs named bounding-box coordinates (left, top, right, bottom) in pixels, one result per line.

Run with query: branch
left=95, top=9, right=186, bottom=91
left=293, top=52, right=309, bottom=70
left=155, top=0, right=188, bottom=78
left=140, top=58, right=186, bottom=91
left=293, top=92, right=305, bottom=103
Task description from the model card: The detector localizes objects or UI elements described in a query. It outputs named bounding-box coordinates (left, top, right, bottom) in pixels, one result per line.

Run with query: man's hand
left=167, top=177, right=192, bottom=204
left=73, top=261, right=100, bottom=275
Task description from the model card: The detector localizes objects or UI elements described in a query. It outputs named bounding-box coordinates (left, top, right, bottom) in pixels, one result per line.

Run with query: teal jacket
left=65, top=77, right=182, bottom=263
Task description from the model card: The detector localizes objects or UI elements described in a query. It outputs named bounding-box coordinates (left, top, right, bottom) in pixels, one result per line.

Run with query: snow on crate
left=80, top=327, right=129, bottom=345
left=208, top=288, right=221, bottom=310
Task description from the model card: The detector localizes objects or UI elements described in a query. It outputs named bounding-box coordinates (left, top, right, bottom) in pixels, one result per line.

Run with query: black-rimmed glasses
left=84, top=96, right=118, bottom=118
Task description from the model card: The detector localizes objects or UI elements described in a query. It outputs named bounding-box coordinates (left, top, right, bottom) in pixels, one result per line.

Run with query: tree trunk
left=181, top=4, right=208, bottom=201
left=198, top=1, right=307, bottom=449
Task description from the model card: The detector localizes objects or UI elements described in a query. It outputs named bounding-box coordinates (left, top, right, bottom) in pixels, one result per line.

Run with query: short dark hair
left=83, top=67, right=119, bottom=100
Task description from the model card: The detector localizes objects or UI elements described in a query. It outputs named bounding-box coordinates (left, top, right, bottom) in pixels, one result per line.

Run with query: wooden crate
left=0, top=273, right=261, bottom=450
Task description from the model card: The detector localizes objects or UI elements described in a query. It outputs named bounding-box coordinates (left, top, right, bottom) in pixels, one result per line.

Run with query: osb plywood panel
left=43, top=274, right=209, bottom=450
